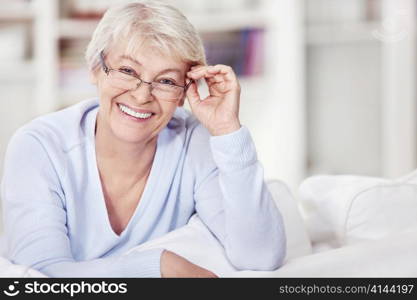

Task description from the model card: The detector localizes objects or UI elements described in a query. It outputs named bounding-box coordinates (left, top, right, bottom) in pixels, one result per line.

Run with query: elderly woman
left=1, top=1, right=286, bottom=277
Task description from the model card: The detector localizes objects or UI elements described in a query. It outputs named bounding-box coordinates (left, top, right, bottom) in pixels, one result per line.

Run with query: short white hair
left=85, top=0, right=206, bottom=71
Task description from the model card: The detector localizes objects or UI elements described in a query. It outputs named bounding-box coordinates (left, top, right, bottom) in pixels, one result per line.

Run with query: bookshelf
left=0, top=10, right=35, bottom=21
left=1, top=0, right=416, bottom=198
left=59, top=11, right=269, bottom=38
left=304, top=0, right=417, bottom=179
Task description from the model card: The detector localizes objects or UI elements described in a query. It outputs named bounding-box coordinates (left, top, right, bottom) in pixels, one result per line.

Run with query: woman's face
left=91, top=41, right=190, bottom=144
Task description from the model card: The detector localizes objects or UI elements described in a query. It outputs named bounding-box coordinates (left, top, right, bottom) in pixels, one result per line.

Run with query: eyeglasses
left=99, top=51, right=193, bottom=102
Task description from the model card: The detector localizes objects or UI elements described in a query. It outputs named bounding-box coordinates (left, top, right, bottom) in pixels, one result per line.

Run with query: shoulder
left=11, top=98, right=99, bottom=153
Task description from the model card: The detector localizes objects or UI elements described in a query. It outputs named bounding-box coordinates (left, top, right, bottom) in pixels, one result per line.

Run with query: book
left=202, top=28, right=264, bottom=77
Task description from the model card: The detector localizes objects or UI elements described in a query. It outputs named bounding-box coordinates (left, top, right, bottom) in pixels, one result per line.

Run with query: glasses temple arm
left=99, top=51, right=110, bottom=74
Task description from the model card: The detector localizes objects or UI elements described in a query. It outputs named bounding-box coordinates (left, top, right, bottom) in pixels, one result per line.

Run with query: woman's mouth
left=117, top=103, right=154, bottom=121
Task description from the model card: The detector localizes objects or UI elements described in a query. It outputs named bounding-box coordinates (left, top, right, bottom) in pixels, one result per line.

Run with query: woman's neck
left=94, top=120, right=157, bottom=190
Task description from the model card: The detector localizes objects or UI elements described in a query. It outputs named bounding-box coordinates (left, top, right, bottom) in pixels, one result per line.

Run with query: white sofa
left=262, top=173, right=417, bottom=277
left=1, top=171, right=417, bottom=277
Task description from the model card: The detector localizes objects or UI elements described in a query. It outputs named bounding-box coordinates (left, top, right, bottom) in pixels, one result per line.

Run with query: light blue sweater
left=1, top=98, right=286, bottom=277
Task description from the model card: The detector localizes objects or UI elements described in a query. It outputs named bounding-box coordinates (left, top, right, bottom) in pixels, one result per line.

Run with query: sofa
left=1, top=171, right=417, bottom=277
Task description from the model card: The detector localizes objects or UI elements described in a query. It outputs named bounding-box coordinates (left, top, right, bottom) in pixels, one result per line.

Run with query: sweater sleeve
left=194, top=126, right=287, bottom=271
left=1, top=130, right=163, bottom=278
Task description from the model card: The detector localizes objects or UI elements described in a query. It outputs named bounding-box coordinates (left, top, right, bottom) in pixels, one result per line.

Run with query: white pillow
left=345, top=183, right=417, bottom=244
left=266, top=180, right=312, bottom=259
left=299, top=174, right=417, bottom=248
left=124, top=214, right=236, bottom=277
left=234, top=227, right=417, bottom=277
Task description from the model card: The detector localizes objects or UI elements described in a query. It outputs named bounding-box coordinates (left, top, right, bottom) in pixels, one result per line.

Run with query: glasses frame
left=99, top=51, right=193, bottom=98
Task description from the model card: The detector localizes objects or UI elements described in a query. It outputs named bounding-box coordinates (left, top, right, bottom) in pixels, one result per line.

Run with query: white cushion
left=397, top=169, right=417, bottom=183
left=233, top=228, right=417, bottom=277
left=345, top=183, right=417, bottom=244
left=267, top=180, right=312, bottom=259
left=124, top=214, right=236, bottom=277
left=299, top=174, right=417, bottom=248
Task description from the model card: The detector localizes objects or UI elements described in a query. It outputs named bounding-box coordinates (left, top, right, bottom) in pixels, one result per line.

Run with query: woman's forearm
left=196, top=126, right=287, bottom=270
left=37, top=248, right=164, bottom=278
left=218, top=163, right=286, bottom=270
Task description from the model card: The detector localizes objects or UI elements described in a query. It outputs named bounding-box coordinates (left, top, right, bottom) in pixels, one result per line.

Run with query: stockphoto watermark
left=372, top=10, right=413, bottom=43
left=2, top=280, right=128, bottom=297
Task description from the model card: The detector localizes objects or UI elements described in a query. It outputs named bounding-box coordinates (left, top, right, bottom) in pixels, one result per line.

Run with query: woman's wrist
left=209, top=120, right=241, bottom=136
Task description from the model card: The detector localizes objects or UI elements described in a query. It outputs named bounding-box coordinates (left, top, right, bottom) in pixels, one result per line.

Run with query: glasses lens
left=108, top=71, right=138, bottom=90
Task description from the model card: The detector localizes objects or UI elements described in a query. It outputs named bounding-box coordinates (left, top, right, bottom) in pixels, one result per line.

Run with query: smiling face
left=91, top=41, right=190, bottom=145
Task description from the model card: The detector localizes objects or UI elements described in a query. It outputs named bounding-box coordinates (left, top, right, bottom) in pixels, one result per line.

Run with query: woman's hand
left=186, top=65, right=241, bottom=136
left=160, top=250, right=218, bottom=278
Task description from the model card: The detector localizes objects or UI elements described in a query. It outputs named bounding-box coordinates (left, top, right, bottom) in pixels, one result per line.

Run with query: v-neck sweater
left=1, top=98, right=286, bottom=277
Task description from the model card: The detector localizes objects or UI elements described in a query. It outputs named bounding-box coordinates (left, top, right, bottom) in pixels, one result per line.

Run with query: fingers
left=187, top=65, right=239, bottom=97
left=160, top=250, right=219, bottom=278
left=206, top=74, right=224, bottom=84
left=187, top=65, right=233, bottom=79
left=187, top=64, right=238, bottom=85
left=205, top=76, right=227, bottom=95
left=185, top=81, right=201, bottom=109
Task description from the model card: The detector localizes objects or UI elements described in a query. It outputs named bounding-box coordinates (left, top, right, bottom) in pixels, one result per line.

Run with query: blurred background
left=0, top=0, right=416, bottom=231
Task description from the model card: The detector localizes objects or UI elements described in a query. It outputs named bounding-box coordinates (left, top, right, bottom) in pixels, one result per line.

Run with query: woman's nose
left=130, top=81, right=154, bottom=104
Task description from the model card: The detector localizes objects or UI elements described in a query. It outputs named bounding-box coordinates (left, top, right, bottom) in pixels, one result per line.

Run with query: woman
left=1, top=1, right=286, bottom=277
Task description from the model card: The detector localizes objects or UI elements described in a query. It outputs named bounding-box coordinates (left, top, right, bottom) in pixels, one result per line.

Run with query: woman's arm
left=193, top=125, right=287, bottom=271
left=1, top=130, right=164, bottom=277
left=186, top=65, right=288, bottom=271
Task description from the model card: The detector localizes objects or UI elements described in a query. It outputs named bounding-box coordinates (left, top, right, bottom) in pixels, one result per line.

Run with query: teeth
left=118, top=104, right=152, bottom=119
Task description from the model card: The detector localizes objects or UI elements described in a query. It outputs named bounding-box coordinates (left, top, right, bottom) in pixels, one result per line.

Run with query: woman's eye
left=119, top=67, right=136, bottom=75
left=159, top=79, right=176, bottom=86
